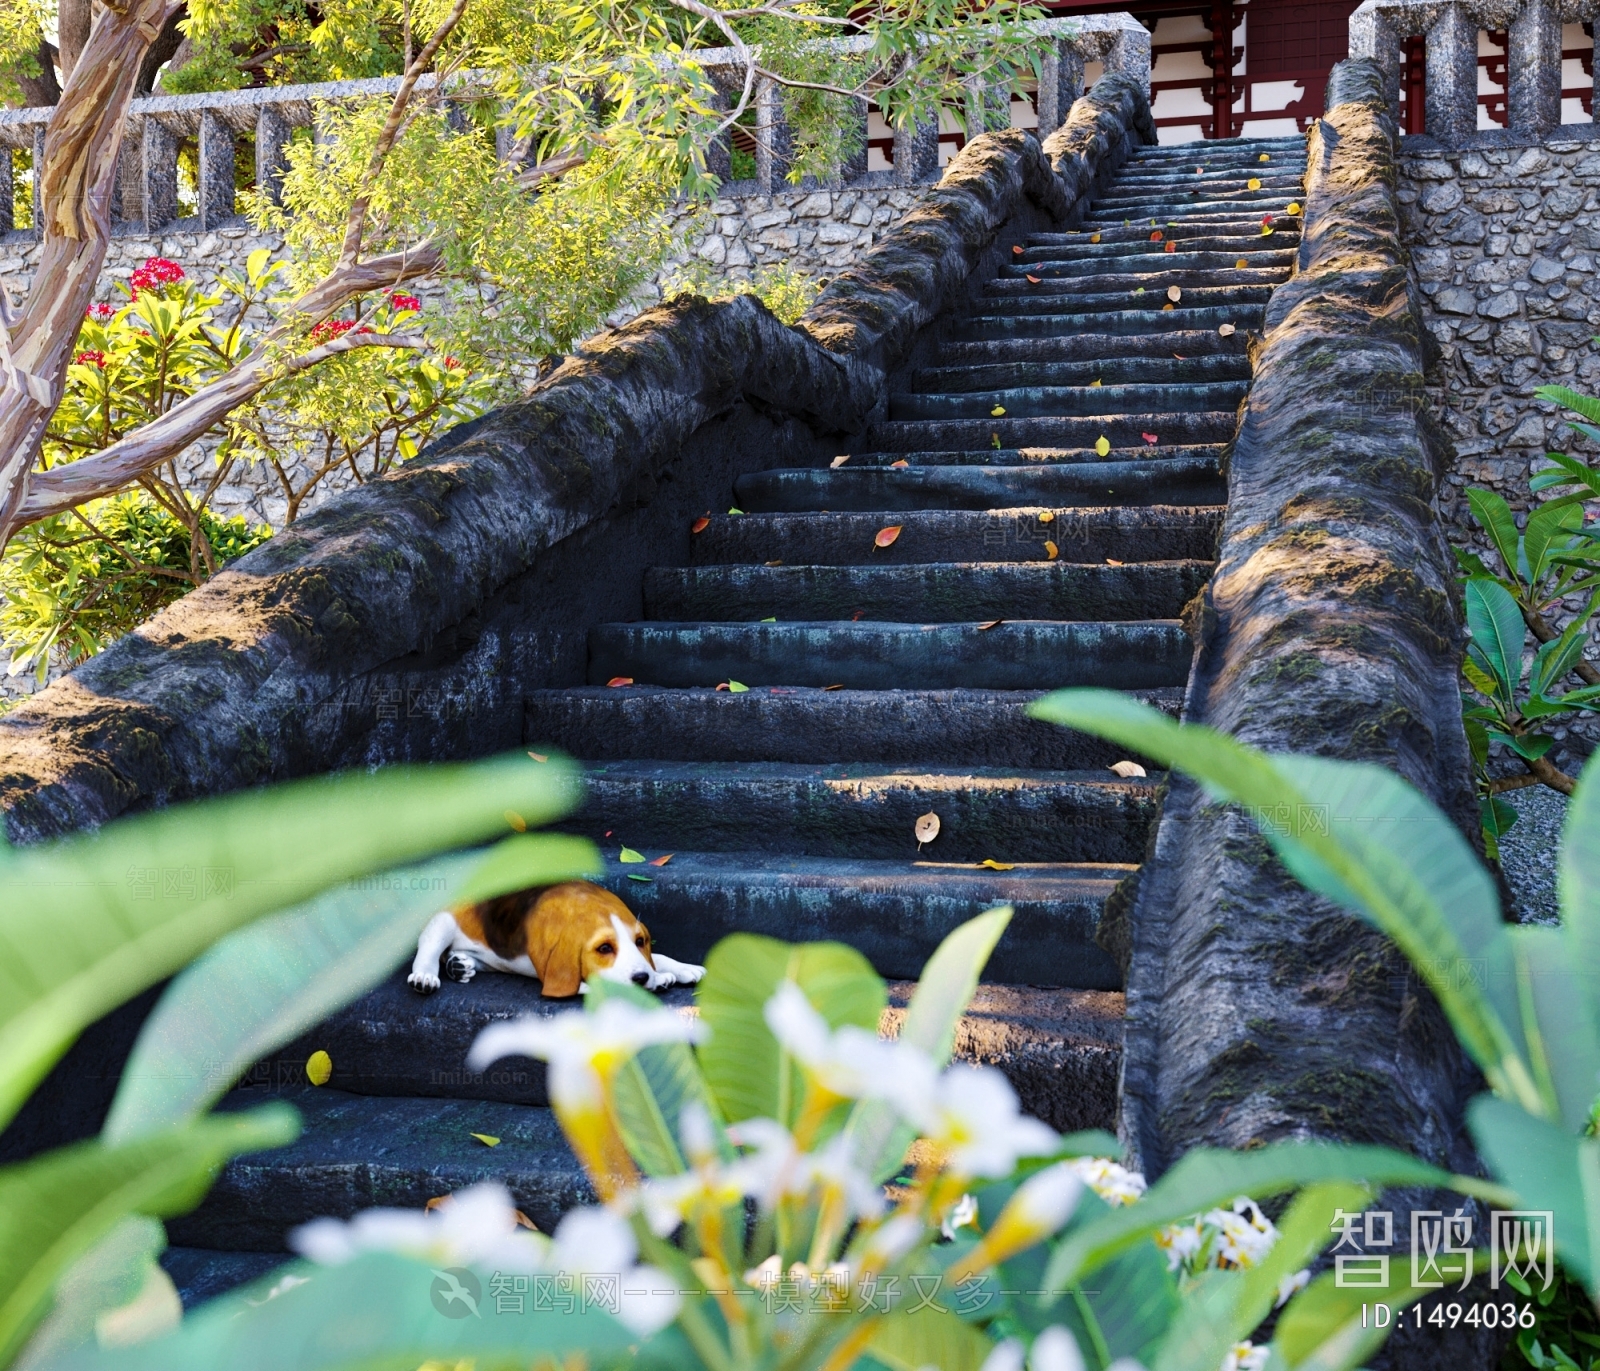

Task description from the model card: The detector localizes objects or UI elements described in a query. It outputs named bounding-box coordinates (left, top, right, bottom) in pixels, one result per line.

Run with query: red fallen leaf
left=1142, top=432, right=1159, bottom=444
left=1012, top=244, right=1024, bottom=255
left=822, top=683, right=845, bottom=691
left=889, top=459, right=910, bottom=468
left=1172, top=353, right=1186, bottom=360
left=606, top=677, right=633, bottom=687
left=715, top=682, right=730, bottom=691
left=875, top=525, right=902, bottom=547
left=691, top=516, right=710, bottom=533
left=1164, top=240, right=1176, bottom=254
left=1025, top=274, right=1041, bottom=284
left=605, top=830, right=613, bottom=837
left=1149, top=230, right=1162, bottom=241
left=1261, top=214, right=1272, bottom=224
left=649, top=853, right=673, bottom=866
left=977, top=619, right=1004, bottom=630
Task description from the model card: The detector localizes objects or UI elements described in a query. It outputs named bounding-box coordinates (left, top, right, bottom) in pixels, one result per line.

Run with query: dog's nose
left=631, top=971, right=651, bottom=986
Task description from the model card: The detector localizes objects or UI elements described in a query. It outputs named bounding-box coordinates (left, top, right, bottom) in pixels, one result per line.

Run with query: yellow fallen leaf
left=1090, top=379, right=1102, bottom=388
left=1286, top=201, right=1302, bottom=214
left=1162, top=304, right=1175, bottom=311
left=830, top=454, right=850, bottom=468
left=1044, top=540, right=1059, bottom=560
left=620, top=846, right=645, bottom=863
left=1248, top=177, right=1261, bottom=190
left=1261, top=225, right=1273, bottom=236
left=979, top=859, right=1016, bottom=871
left=1259, top=153, right=1270, bottom=162
left=1089, top=232, right=1101, bottom=243
left=1038, top=510, right=1054, bottom=523
left=1109, top=760, right=1147, bottom=778
left=1167, top=286, right=1181, bottom=302
left=915, top=811, right=940, bottom=845
left=1235, top=258, right=1248, bottom=269
left=471, top=1133, right=501, bottom=1147
left=1218, top=323, right=1236, bottom=337
left=504, top=810, right=527, bottom=832
left=990, top=406, right=1006, bottom=417
left=305, top=1050, right=332, bottom=1086
left=1094, top=436, right=1111, bottom=456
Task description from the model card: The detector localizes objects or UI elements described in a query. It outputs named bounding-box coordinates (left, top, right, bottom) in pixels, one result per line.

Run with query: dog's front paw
left=659, top=961, right=705, bottom=988
left=443, top=952, right=478, bottom=983
left=408, top=970, right=441, bottom=994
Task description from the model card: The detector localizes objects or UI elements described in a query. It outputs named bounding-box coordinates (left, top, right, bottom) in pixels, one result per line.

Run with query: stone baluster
left=1348, top=3, right=1405, bottom=107
left=198, top=109, right=236, bottom=227
left=754, top=75, right=793, bottom=192
left=31, top=126, right=44, bottom=231
left=1594, top=21, right=1600, bottom=127
left=1104, top=22, right=1153, bottom=94
left=113, top=137, right=142, bottom=224
left=701, top=64, right=742, bottom=184
left=891, top=117, right=940, bottom=185
left=837, top=95, right=869, bottom=185
left=0, top=147, right=11, bottom=234
left=1425, top=1, right=1478, bottom=139
left=1507, top=0, right=1562, bottom=135
left=964, top=77, right=1011, bottom=138
left=256, top=105, right=292, bottom=207
left=1037, top=41, right=1086, bottom=138
left=142, top=117, right=179, bottom=229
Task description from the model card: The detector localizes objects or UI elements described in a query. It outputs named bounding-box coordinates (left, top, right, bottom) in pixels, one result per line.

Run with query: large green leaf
left=37, top=1252, right=635, bottom=1371
left=1508, top=926, right=1600, bottom=1134
left=1524, top=499, right=1585, bottom=587
left=105, top=835, right=598, bottom=1144
left=1465, top=576, right=1525, bottom=698
left=1532, top=451, right=1600, bottom=499
left=0, top=1106, right=298, bottom=1367
left=864, top=1306, right=995, bottom=1371
left=1535, top=383, right=1600, bottom=427
left=1469, top=1094, right=1596, bottom=1288
left=1272, top=1257, right=1449, bottom=1370
left=841, top=908, right=1012, bottom=1181
left=586, top=978, right=725, bottom=1178
left=1152, top=1182, right=1371, bottom=1371
left=1560, top=754, right=1600, bottom=1049
left=0, top=752, right=582, bottom=1134
left=696, top=934, right=884, bottom=1128
left=1041, top=1139, right=1507, bottom=1295
left=1466, top=487, right=1523, bottom=582
left=1026, top=691, right=1542, bottom=1117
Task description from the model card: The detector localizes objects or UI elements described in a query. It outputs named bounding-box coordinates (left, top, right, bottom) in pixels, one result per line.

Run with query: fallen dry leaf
left=1173, top=353, right=1186, bottom=360
left=1089, top=232, right=1101, bottom=243
left=889, top=459, right=910, bottom=468
left=1012, top=244, right=1023, bottom=255
left=727, top=681, right=749, bottom=693
left=513, top=1210, right=538, bottom=1231
left=1248, top=177, right=1262, bottom=190
left=628, top=874, right=652, bottom=883
left=1142, top=432, right=1159, bottom=444
left=1037, top=510, right=1055, bottom=523
left=979, top=859, right=1016, bottom=871
left=1235, top=258, right=1248, bottom=268
left=691, top=516, right=710, bottom=534
left=1162, top=303, right=1175, bottom=311
left=977, top=619, right=1004, bottom=630
left=1044, top=540, right=1059, bottom=560
left=1149, top=230, right=1162, bottom=241
left=1095, top=436, right=1111, bottom=456
left=471, top=1133, right=501, bottom=1147
left=822, top=683, right=845, bottom=691
left=830, top=454, right=850, bottom=468
left=875, top=525, right=902, bottom=547
left=607, top=676, right=634, bottom=687
left=728, top=507, right=744, bottom=515
left=306, top=1050, right=332, bottom=1086
left=649, top=853, right=674, bottom=866
left=1109, top=760, right=1147, bottom=778
left=915, top=811, right=941, bottom=845
left=1259, top=152, right=1270, bottom=162
left=527, top=751, right=549, bottom=763
left=504, top=810, right=527, bottom=832
left=990, top=405, right=1006, bottom=417
left=765, top=559, right=783, bottom=566
left=1089, top=378, right=1102, bottom=388
left=1261, top=225, right=1273, bottom=236
left=1167, top=285, right=1182, bottom=302
left=1218, top=323, right=1236, bottom=337
left=1286, top=201, right=1302, bottom=214
left=1165, top=240, right=1176, bottom=253
left=1025, top=274, right=1041, bottom=284
left=425, top=1196, right=450, bottom=1213
left=1106, top=558, right=1124, bottom=566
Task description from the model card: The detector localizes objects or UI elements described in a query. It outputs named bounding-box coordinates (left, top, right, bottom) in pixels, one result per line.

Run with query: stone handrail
left=1349, top=0, right=1600, bottom=142
left=0, top=15, right=1150, bottom=237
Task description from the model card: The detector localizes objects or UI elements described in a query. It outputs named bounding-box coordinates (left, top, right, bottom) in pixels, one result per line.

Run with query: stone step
left=1080, top=207, right=1304, bottom=229
left=1014, top=234, right=1298, bottom=261
left=687, top=503, right=1222, bottom=565
left=1106, top=169, right=1305, bottom=188
left=524, top=685, right=1184, bottom=767
left=1026, top=220, right=1298, bottom=245
left=947, top=303, right=1263, bottom=341
left=995, top=250, right=1295, bottom=280
left=1084, top=196, right=1299, bottom=220
left=887, top=379, right=1248, bottom=422
left=829, top=443, right=1227, bottom=467
left=167, top=1087, right=593, bottom=1251
left=733, top=454, right=1226, bottom=509
left=866, top=412, right=1238, bottom=454
left=160, top=1249, right=290, bottom=1310
left=957, top=284, right=1278, bottom=317
left=934, top=330, right=1245, bottom=367
left=641, top=559, right=1212, bottom=623
left=912, top=353, right=1249, bottom=393
left=585, top=618, right=1193, bottom=691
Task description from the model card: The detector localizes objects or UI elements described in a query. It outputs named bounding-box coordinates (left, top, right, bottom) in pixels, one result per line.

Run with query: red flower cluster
left=75, top=349, right=106, bottom=368
left=85, top=302, right=116, bottom=323
left=128, top=256, right=185, bottom=298
left=389, top=293, right=421, bottom=312
left=309, top=318, right=375, bottom=344
left=443, top=356, right=460, bottom=370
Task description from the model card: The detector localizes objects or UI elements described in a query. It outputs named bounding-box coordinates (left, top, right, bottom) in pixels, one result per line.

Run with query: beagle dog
left=407, top=881, right=704, bottom=998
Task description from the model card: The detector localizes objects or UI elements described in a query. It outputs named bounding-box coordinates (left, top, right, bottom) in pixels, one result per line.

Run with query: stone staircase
left=159, top=133, right=1308, bottom=1305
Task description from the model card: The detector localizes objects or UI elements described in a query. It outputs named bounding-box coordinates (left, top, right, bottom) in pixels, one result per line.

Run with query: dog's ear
left=527, top=891, right=586, bottom=998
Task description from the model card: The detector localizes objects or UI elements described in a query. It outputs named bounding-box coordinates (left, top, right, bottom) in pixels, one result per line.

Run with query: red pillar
left=1405, top=34, right=1427, bottom=133
left=1210, top=0, right=1237, bottom=139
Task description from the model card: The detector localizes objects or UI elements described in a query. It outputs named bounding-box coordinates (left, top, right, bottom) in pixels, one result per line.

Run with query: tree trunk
left=56, top=0, right=93, bottom=80
left=0, top=0, right=178, bottom=546
left=15, top=40, right=62, bottom=108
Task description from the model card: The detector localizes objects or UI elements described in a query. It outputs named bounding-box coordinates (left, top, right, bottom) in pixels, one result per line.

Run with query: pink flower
left=85, top=302, right=116, bottom=322
left=444, top=356, right=460, bottom=370
left=128, top=256, right=185, bottom=300
left=75, top=349, right=106, bottom=368
left=309, top=318, right=358, bottom=343
left=389, top=293, right=421, bottom=312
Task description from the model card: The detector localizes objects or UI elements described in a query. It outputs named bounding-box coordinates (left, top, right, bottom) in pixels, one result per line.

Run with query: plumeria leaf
left=1509, top=925, right=1600, bottom=1133
left=1465, top=577, right=1525, bottom=698
left=1525, top=498, right=1586, bottom=586
left=1559, top=754, right=1600, bottom=1050
left=864, top=1307, right=995, bottom=1371
left=1272, top=1255, right=1462, bottom=1369
left=1535, top=383, right=1600, bottom=425
left=1466, top=488, right=1522, bottom=580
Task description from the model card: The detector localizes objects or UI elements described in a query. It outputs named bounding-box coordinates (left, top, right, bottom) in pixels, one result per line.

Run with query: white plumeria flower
left=764, top=981, right=937, bottom=1105
left=1221, top=1341, right=1270, bottom=1371
left=1065, top=1156, right=1147, bottom=1207
left=855, top=1212, right=925, bottom=1271
left=941, top=1192, right=980, bottom=1239
left=908, top=1065, right=1059, bottom=1178
left=1031, top=1325, right=1088, bottom=1371
left=548, top=1207, right=681, bottom=1336
left=981, top=1338, right=1026, bottom=1371
left=1275, top=1266, right=1311, bottom=1307
left=291, top=1182, right=545, bottom=1271
left=725, top=1117, right=883, bottom=1219
left=1203, top=1198, right=1278, bottom=1269
left=468, top=1000, right=706, bottom=1114
left=1153, top=1216, right=1205, bottom=1271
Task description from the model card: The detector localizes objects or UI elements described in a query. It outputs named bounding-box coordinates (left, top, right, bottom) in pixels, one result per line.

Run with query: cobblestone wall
left=1399, top=131, right=1600, bottom=760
